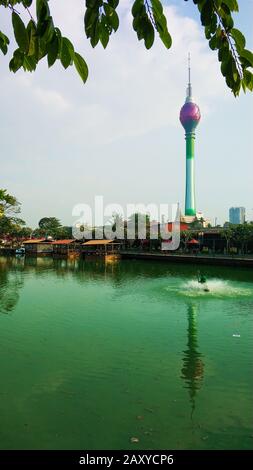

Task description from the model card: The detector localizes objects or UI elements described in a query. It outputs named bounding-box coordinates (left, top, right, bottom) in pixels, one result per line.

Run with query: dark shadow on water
left=0, top=257, right=25, bottom=314
left=2, top=255, right=253, bottom=281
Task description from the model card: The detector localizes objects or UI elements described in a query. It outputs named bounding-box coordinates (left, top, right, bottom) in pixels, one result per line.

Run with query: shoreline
left=1, top=249, right=253, bottom=268
left=120, top=251, right=253, bottom=268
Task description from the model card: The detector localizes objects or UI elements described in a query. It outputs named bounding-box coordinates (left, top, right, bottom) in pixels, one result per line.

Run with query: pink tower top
left=179, top=54, right=201, bottom=133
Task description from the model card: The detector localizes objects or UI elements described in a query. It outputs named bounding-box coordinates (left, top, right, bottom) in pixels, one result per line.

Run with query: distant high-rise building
left=229, top=207, right=246, bottom=224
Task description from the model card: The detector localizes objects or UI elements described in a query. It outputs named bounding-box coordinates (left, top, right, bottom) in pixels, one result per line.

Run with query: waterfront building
left=23, top=239, right=53, bottom=256
left=82, top=239, right=121, bottom=257
left=52, top=239, right=80, bottom=258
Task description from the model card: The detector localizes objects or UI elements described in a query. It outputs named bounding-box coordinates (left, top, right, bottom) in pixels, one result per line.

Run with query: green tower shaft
left=185, top=132, right=196, bottom=216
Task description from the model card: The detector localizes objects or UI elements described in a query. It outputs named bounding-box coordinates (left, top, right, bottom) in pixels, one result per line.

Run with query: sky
left=1, top=0, right=253, bottom=227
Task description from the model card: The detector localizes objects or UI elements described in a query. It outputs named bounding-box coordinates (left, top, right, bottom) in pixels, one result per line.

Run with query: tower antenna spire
left=188, top=52, right=191, bottom=86
left=187, top=52, right=192, bottom=100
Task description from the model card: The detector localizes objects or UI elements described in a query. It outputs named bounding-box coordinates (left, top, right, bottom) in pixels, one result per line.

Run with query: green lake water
left=0, top=256, right=252, bottom=450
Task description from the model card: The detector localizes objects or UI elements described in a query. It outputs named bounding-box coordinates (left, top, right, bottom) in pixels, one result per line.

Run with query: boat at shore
left=15, top=247, right=25, bottom=256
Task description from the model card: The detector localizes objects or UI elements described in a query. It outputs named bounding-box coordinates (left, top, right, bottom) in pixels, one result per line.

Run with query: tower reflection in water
left=181, top=304, right=205, bottom=417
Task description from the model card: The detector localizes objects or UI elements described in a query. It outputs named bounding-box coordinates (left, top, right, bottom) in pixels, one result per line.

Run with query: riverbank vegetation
left=1, top=189, right=253, bottom=254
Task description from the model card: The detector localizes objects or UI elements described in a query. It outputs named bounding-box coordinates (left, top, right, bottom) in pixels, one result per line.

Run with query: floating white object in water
left=232, top=334, right=241, bottom=338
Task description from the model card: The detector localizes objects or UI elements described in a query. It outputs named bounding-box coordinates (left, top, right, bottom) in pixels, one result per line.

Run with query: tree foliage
left=0, top=188, right=31, bottom=237
left=38, top=216, right=61, bottom=235
left=36, top=217, right=72, bottom=238
left=0, top=0, right=252, bottom=95
left=0, top=188, right=20, bottom=216
left=221, top=222, right=253, bottom=253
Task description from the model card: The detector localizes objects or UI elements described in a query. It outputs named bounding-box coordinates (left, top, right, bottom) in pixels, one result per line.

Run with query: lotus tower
left=180, top=55, right=201, bottom=217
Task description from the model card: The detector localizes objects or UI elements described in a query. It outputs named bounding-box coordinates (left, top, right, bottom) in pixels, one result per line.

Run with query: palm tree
left=221, top=226, right=234, bottom=255
left=233, top=224, right=253, bottom=255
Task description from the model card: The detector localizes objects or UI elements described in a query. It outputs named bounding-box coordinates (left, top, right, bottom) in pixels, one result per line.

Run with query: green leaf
left=0, top=31, right=9, bottom=46
left=209, top=13, right=217, bottom=33
left=232, top=60, right=239, bottom=82
left=214, top=26, right=224, bottom=49
left=230, top=28, right=246, bottom=51
left=60, top=37, right=74, bottom=68
left=90, top=20, right=100, bottom=47
left=144, top=21, right=154, bottom=49
left=108, top=0, right=119, bottom=7
left=27, top=20, right=37, bottom=57
left=42, top=16, right=55, bottom=43
left=209, top=35, right=217, bottom=50
left=241, top=79, right=246, bottom=93
left=12, top=12, right=29, bottom=53
left=100, top=14, right=110, bottom=48
left=110, top=11, right=119, bottom=31
left=36, top=0, right=50, bottom=21
left=133, top=16, right=144, bottom=39
left=152, top=0, right=172, bottom=50
left=73, top=52, right=89, bottom=84
left=63, top=37, right=74, bottom=60
left=104, top=4, right=119, bottom=32
left=55, top=27, right=62, bottom=41
left=38, top=36, right=47, bottom=59
left=23, top=55, right=37, bottom=72
left=100, top=27, right=109, bottom=48
left=218, top=3, right=230, bottom=17
left=200, top=1, right=214, bottom=27
left=0, top=38, right=8, bottom=55
left=239, top=49, right=253, bottom=68
left=84, top=8, right=99, bottom=38
left=86, top=0, right=101, bottom=7
left=159, top=29, right=172, bottom=49
left=155, top=13, right=172, bottom=49
left=132, top=0, right=144, bottom=17
left=0, top=31, right=9, bottom=55
left=151, top=0, right=163, bottom=16
left=9, top=49, right=24, bottom=73
left=225, top=74, right=233, bottom=90
left=218, top=42, right=229, bottom=62
left=23, top=0, right=33, bottom=7
left=47, top=33, right=59, bottom=67
left=243, top=70, right=253, bottom=91
left=205, top=25, right=212, bottom=40
left=221, top=53, right=232, bottom=77
left=221, top=0, right=239, bottom=12
left=222, top=13, right=234, bottom=31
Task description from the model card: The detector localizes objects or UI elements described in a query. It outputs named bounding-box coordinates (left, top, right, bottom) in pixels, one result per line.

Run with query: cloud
left=40, top=1, right=227, bottom=145
left=1, top=1, right=227, bottom=145
left=33, top=87, right=69, bottom=111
